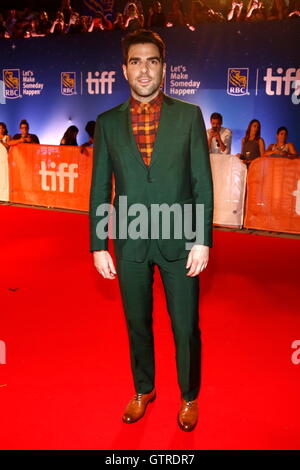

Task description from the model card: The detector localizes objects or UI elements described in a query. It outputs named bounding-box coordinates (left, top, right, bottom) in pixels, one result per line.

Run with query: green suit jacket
left=89, top=92, right=214, bottom=262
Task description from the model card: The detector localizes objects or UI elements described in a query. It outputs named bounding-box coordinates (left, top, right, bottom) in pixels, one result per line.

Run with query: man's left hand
left=186, top=245, right=209, bottom=277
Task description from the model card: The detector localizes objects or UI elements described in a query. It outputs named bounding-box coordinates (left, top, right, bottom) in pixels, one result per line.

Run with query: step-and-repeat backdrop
left=0, top=20, right=299, bottom=153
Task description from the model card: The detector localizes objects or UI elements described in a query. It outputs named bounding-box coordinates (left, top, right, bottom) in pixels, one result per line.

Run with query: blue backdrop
left=0, top=19, right=299, bottom=154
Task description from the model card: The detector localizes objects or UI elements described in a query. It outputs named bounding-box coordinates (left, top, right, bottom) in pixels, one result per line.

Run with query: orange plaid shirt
left=130, top=90, right=163, bottom=167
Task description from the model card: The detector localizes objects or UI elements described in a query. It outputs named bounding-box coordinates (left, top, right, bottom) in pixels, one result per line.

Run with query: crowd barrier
left=1, top=144, right=299, bottom=235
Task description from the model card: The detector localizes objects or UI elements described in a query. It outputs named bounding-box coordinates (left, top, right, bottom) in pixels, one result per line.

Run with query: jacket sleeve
left=190, top=105, right=214, bottom=248
left=89, top=114, right=113, bottom=252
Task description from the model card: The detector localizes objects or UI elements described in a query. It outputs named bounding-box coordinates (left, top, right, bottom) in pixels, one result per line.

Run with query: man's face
left=20, top=124, right=28, bottom=136
left=211, top=118, right=221, bottom=131
left=122, top=42, right=166, bottom=101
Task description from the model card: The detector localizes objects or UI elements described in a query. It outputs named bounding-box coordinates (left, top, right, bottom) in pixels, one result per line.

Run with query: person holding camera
left=206, top=112, right=232, bottom=154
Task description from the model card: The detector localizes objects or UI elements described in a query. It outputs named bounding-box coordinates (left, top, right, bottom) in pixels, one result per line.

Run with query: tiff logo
left=291, top=340, right=300, bottom=365
left=86, top=71, right=116, bottom=94
left=39, top=161, right=78, bottom=192
left=0, top=340, right=6, bottom=364
left=263, top=68, right=300, bottom=102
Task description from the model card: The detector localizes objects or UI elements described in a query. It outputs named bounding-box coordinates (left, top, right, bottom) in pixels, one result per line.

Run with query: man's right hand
left=93, top=250, right=117, bottom=280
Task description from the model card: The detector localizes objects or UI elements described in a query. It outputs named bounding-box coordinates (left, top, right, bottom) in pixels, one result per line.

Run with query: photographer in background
left=89, top=10, right=113, bottom=31
left=246, top=0, right=267, bottom=21
left=50, top=11, right=66, bottom=34
left=207, top=112, right=232, bottom=154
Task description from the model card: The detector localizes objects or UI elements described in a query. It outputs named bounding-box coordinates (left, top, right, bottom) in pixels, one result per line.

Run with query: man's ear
left=161, top=61, right=166, bottom=84
left=122, top=63, right=128, bottom=82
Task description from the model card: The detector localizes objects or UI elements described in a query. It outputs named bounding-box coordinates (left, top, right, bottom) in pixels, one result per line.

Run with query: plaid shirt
left=130, top=90, right=163, bottom=167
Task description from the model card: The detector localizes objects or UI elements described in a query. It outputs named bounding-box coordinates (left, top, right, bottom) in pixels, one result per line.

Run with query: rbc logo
left=3, top=69, right=21, bottom=99
left=61, top=72, right=76, bottom=95
left=227, top=68, right=249, bottom=96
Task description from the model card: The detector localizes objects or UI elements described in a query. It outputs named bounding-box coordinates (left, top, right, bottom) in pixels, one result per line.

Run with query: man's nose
left=139, top=61, right=150, bottom=73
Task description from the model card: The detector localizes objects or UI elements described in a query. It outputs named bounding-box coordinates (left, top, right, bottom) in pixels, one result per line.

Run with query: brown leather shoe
left=122, top=389, right=156, bottom=424
left=178, top=398, right=198, bottom=432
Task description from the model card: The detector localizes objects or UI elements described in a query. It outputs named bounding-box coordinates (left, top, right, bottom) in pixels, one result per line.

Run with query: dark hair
left=277, top=126, right=288, bottom=135
left=85, top=121, right=96, bottom=139
left=62, top=125, right=79, bottom=146
left=210, top=112, right=223, bottom=124
left=20, top=119, right=29, bottom=128
left=244, top=119, right=261, bottom=142
left=0, top=122, right=8, bottom=135
left=121, top=29, right=166, bottom=65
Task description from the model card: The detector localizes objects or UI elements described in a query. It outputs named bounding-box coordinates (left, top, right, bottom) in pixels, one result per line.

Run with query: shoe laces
left=134, top=393, right=143, bottom=401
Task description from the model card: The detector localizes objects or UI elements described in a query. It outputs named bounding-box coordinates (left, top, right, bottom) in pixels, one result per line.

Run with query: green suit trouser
left=115, top=238, right=201, bottom=402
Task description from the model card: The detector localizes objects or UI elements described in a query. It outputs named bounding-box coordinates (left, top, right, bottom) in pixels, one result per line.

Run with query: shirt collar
left=130, top=90, right=163, bottom=114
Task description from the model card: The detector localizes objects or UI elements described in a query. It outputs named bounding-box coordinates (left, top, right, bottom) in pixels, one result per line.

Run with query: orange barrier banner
left=8, top=144, right=93, bottom=211
left=244, top=157, right=300, bottom=234
left=0, top=145, right=9, bottom=202
left=210, top=154, right=247, bottom=227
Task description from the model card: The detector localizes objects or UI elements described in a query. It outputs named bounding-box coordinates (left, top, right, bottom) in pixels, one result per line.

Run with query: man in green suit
left=89, top=29, right=213, bottom=432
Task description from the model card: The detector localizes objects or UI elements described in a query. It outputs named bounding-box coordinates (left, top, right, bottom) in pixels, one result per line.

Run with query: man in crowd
left=207, top=112, right=232, bottom=154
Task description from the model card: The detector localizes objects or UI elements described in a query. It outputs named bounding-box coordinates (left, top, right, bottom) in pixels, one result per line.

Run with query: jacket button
left=147, top=175, right=153, bottom=183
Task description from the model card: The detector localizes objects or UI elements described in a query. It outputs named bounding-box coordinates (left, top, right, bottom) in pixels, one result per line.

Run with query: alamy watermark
left=95, top=196, right=205, bottom=249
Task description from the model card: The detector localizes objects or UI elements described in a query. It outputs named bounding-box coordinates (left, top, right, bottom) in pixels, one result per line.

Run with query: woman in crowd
left=166, top=0, right=187, bottom=26
left=239, top=119, right=265, bottom=164
left=123, top=3, right=144, bottom=31
left=246, top=0, right=267, bottom=21
left=263, top=127, right=298, bottom=157
left=147, top=1, right=166, bottom=28
left=50, top=11, right=66, bottom=34
left=267, top=0, right=288, bottom=19
left=60, top=125, right=79, bottom=146
left=0, top=122, right=11, bottom=150
left=227, top=1, right=245, bottom=21
left=113, top=12, right=125, bottom=30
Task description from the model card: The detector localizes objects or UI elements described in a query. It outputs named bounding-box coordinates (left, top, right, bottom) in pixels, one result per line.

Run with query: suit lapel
left=118, top=92, right=174, bottom=171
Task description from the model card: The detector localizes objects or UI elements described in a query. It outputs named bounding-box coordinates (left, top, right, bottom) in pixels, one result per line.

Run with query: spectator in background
left=207, top=112, right=232, bottom=154
left=288, top=0, right=300, bottom=17
left=227, top=1, right=245, bottom=21
left=5, top=9, right=18, bottom=36
left=246, top=0, right=267, bottom=21
left=0, top=122, right=11, bottom=150
left=113, top=12, right=125, bottom=30
left=0, top=14, right=7, bottom=38
left=50, top=11, right=66, bottom=34
left=59, top=0, right=73, bottom=24
left=101, top=0, right=115, bottom=22
left=60, top=125, right=79, bottom=146
left=80, top=121, right=96, bottom=154
left=263, top=127, right=298, bottom=157
left=9, top=120, right=40, bottom=145
left=238, top=119, right=265, bottom=164
left=123, top=0, right=144, bottom=16
left=65, top=11, right=82, bottom=33
left=123, top=3, right=144, bottom=31
left=36, top=11, right=52, bottom=35
left=188, top=0, right=215, bottom=27
left=147, top=1, right=166, bottom=28
left=166, top=0, right=187, bottom=26
left=89, top=10, right=113, bottom=31
left=267, top=0, right=288, bottom=19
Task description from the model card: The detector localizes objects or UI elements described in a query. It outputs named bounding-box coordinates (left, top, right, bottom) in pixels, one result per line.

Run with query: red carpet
left=0, top=204, right=299, bottom=450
